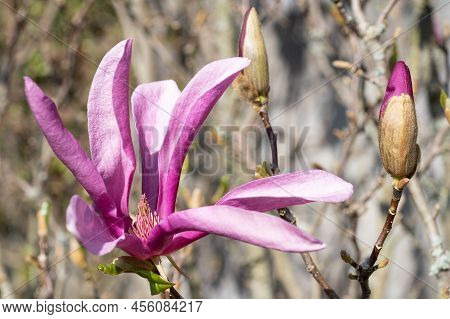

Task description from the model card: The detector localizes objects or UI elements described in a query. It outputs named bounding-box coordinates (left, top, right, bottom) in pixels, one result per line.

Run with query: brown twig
left=258, top=108, right=339, bottom=299
left=258, top=110, right=280, bottom=175
left=368, top=178, right=408, bottom=265
left=152, top=258, right=184, bottom=299
left=342, top=177, right=409, bottom=298
left=300, top=253, right=340, bottom=299
left=168, top=287, right=184, bottom=299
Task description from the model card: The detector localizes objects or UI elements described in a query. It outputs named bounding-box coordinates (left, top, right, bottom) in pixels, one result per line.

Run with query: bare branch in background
left=409, top=179, right=450, bottom=298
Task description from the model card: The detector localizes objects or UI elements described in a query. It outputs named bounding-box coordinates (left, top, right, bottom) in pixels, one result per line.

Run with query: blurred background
left=0, top=0, right=449, bottom=298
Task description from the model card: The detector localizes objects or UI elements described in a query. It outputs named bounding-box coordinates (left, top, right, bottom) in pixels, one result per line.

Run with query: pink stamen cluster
left=131, top=195, right=159, bottom=242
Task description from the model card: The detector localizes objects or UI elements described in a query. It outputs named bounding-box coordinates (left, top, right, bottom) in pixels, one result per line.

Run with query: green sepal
left=114, top=256, right=156, bottom=272
left=255, top=161, right=272, bottom=179
left=135, top=270, right=174, bottom=295
left=97, top=262, right=123, bottom=275
left=97, top=256, right=173, bottom=295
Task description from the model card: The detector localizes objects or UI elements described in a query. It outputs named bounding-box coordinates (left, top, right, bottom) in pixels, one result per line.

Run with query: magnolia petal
left=157, top=231, right=206, bottom=256
left=87, top=39, right=136, bottom=218
left=67, top=196, right=123, bottom=256
left=24, top=77, right=123, bottom=235
left=131, top=81, right=181, bottom=210
left=238, top=8, right=252, bottom=57
left=216, top=170, right=353, bottom=212
left=146, top=206, right=325, bottom=256
left=157, top=57, right=250, bottom=218
left=116, top=233, right=153, bottom=260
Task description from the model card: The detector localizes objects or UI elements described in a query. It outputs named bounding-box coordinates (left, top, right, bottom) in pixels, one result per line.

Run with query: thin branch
left=342, top=177, right=409, bottom=298
left=152, top=258, right=184, bottom=299
left=300, top=253, right=340, bottom=299
left=36, top=202, right=53, bottom=299
left=368, top=178, right=408, bottom=266
left=330, top=0, right=361, bottom=36
left=418, top=126, right=449, bottom=175
left=377, top=0, right=399, bottom=25
left=354, top=171, right=386, bottom=214
left=332, top=60, right=383, bottom=89
left=351, top=0, right=368, bottom=35
left=258, top=108, right=340, bottom=299
left=167, top=255, right=191, bottom=280
left=409, top=179, right=450, bottom=298
left=258, top=110, right=280, bottom=175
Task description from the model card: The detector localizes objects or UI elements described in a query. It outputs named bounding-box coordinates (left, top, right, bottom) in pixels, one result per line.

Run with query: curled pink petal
left=216, top=170, right=353, bottom=212
left=88, top=39, right=136, bottom=219
left=24, top=77, right=123, bottom=235
left=157, top=231, right=206, bottom=256
left=67, top=196, right=124, bottom=256
left=157, top=57, right=250, bottom=218
left=146, top=206, right=325, bottom=256
left=132, top=81, right=181, bottom=210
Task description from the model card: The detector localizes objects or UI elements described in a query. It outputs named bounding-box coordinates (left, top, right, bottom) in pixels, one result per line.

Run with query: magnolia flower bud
left=232, top=7, right=269, bottom=110
left=378, top=61, right=419, bottom=179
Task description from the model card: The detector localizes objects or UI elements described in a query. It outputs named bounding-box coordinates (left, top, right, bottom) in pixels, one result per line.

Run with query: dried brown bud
left=378, top=62, right=419, bottom=179
left=332, top=60, right=353, bottom=70
left=376, top=258, right=389, bottom=269
left=233, top=7, right=269, bottom=110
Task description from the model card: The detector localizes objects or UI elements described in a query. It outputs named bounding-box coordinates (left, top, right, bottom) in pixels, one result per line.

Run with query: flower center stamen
left=130, top=195, right=159, bottom=242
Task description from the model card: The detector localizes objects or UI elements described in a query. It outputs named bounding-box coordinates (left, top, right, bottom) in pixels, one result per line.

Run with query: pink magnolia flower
left=24, top=39, right=353, bottom=260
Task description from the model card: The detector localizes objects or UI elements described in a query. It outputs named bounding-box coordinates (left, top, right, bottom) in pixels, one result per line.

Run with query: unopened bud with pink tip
left=378, top=61, right=419, bottom=180
left=233, top=7, right=270, bottom=111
